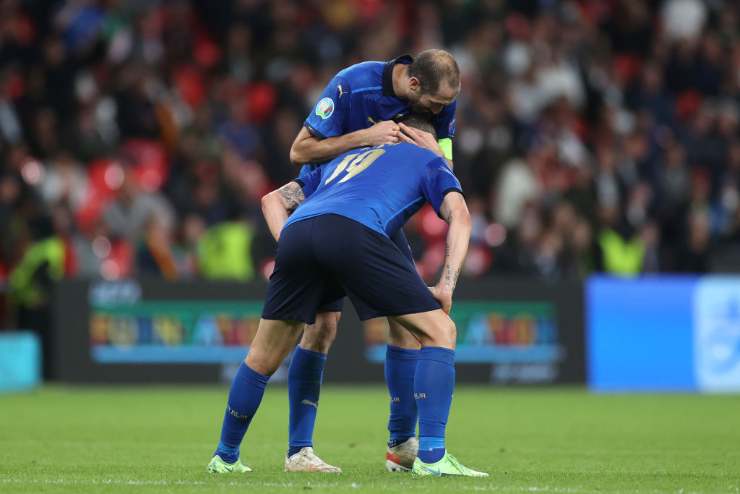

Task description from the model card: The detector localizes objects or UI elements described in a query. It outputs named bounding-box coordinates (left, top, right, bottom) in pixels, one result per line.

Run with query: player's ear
left=408, top=76, right=422, bottom=96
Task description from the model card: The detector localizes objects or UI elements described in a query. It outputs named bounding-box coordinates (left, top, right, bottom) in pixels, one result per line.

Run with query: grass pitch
left=1, top=386, right=739, bottom=493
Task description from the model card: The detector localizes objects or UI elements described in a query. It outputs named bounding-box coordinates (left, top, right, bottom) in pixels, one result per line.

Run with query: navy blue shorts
left=313, top=227, right=414, bottom=314
left=261, top=214, right=439, bottom=324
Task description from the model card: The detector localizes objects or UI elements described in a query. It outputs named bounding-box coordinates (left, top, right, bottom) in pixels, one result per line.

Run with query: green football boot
left=207, top=455, right=252, bottom=474
left=411, top=452, right=489, bottom=477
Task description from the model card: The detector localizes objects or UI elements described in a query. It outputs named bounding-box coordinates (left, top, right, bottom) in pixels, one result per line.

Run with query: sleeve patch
left=315, top=97, right=335, bottom=120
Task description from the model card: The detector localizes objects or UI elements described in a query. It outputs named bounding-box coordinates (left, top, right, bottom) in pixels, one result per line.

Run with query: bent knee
left=317, top=311, right=341, bottom=329
left=388, top=322, right=420, bottom=349
left=300, top=312, right=341, bottom=353
left=245, top=351, right=281, bottom=376
left=423, top=317, right=457, bottom=349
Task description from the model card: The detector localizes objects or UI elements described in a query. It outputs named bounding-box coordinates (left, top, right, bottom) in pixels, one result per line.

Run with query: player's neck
left=392, top=64, right=409, bottom=100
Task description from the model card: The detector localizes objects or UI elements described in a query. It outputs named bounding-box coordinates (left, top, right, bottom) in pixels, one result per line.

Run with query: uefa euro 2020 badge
left=316, top=97, right=335, bottom=120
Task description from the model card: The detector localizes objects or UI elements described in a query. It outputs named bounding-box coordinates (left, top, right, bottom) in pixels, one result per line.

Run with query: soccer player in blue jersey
left=207, top=116, right=487, bottom=477
left=281, top=49, right=461, bottom=473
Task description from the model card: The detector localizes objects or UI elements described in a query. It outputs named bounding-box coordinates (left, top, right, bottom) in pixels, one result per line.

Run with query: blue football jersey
left=304, top=55, right=456, bottom=140
left=285, top=143, right=462, bottom=237
left=299, top=55, right=457, bottom=179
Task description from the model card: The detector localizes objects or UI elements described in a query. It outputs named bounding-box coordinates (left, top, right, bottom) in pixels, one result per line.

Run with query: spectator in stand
left=0, top=0, right=737, bottom=312
left=102, top=166, right=174, bottom=243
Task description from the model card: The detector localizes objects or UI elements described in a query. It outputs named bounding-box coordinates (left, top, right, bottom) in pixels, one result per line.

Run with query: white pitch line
left=0, top=477, right=733, bottom=493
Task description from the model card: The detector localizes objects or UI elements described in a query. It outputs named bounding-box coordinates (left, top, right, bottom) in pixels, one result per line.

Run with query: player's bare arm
left=289, top=122, right=400, bottom=165
left=261, top=181, right=305, bottom=241
left=430, top=191, right=471, bottom=313
left=398, top=123, right=453, bottom=168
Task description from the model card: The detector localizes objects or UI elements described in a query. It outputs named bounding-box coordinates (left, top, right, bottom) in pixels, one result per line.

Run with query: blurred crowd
left=1, top=0, right=740, bottom=318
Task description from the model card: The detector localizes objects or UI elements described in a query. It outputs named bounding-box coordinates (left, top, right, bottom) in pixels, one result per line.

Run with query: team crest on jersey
left=315, top=97, right=335, bottom=119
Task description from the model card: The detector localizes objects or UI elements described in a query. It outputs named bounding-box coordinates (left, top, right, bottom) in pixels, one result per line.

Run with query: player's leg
left=290, top=311, right=340, bottom=455
left=392, top=309, right=487, bottom=477
left=299, top=310, right=341, bottom=353
left=209, top=318, right=303, bottom=473
left=320, top=218, right=486, bottom=477
left=384, top=319, right=421, bottom=471
left=286, top=307, right=343, bottom=473
left=384, top=228, right=422, bottom=471
left=209, top=217, right=325, bottom=474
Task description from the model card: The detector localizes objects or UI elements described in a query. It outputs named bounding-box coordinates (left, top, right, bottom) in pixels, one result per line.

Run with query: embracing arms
left=291, top=124, right=453, bottom=168
left=260, top=181, right=305, bottom=241
left=289, top=124, right=402, bottom=165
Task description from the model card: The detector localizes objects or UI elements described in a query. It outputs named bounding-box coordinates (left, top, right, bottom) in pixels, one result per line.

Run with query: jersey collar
left=382, top=54, right=414, bottom=97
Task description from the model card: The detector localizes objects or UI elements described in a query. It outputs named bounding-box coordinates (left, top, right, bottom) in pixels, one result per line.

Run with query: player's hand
left=362, top=121, right=401, bottom=146
left=399, top=123, right=444, bottom=157
left=429, top=285, right=453, bottom=314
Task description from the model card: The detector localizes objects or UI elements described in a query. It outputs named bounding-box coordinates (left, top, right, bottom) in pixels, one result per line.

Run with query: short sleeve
left=433, top=101, right=457, bottom=139
left=420, top=157, right=463, bottom=217
left=295, top=166, right=322, bottom=198
left=304, top=75, right=351, bottom=139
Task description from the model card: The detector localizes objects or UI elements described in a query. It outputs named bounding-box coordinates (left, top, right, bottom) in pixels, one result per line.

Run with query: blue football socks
left=214, top=362, right=270, bottom=464
left=287, top=346, right=327, bottom=457
left=385, top=345, right=420, bottom=447
left=415, top=346, right=455, bottom=464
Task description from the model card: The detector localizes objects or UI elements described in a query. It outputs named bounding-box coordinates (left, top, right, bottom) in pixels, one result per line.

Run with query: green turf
left=1, top=386, right=739, bottom=493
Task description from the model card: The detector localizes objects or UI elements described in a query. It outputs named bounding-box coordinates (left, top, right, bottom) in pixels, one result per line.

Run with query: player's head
left=397, top=113, right=437, bottom=139
left=406, top=49, right=460, bottom=115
